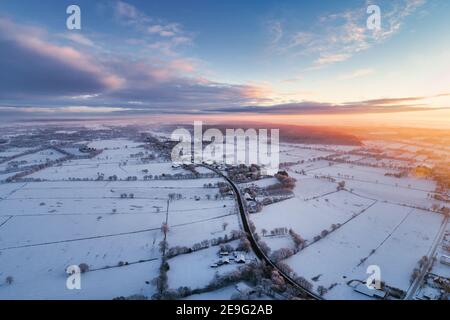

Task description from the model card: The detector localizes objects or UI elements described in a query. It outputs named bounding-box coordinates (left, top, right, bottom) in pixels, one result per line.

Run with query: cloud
left=338, top=68, right=375, bottom=80
left=0, top=106, right=132, bottom=114
left=113, top=1, right=186, bottom=38
left=60, top=33, right=95, bottom=47
left=272, top=0, right=427, bottom=67
left=343, top=96, right=426, bottom=107
left=114, top=0, right=150, bottom=26
left=112, top=1, right=191, bottom=56
left=0, top=17, right=272, bottom=114
left=209, top=93, right=445, bottom=115
left=147, top=23, right=181, bottom=37
left=0, top=17, right=123, bottom=99
left=315, top=54, right=352, bottom=66
left=268, top=21, right=283, bottom=46
left=103, top=67, right=272, bottom=108
left=169, top=59, right=196, bottom=73
left=145, top=36, right=193, bottom=56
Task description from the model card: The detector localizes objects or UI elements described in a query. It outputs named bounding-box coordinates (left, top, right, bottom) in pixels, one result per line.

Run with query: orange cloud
left=240, top=83, right=274, bottom=104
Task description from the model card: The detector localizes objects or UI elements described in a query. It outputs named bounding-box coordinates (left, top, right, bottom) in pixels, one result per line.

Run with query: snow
left=0, top=149, right=65, bottom=171
left=248, top=139, right=447, bottom=299
left=282, top=203, right=444, bottom=299
left=308, top=163, right=435, bottom=192
left=0, top=216, right=10, bottom=227
left=0, top=148, right=34, bottom=158
left=252, top=190, right=374, bottom=246
left=290, top=175, right=340, bottom=199
left=168, top=243, right=241, bottom=290
left=360, top=209, right=444, bottom=290
left=0, top=138, right=238, bottom=299
left=0, top=257, right=160, bottom=300
left=168, top=214, right=240, bottom=248
left=289, top=160, right=334, bottom=173
left=0, top=214, right=166, bottom=249
left=0, top=182, right=27, bottom=198
left=345, top=181, right=437, bottom=208
left=0, top=132, right=447, bottom=300
left=280, top=149, right=332, bottom=163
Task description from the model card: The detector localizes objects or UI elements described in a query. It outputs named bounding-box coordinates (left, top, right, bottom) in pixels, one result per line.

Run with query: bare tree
left=337, top=181, right=346, bottom=191
left=289, top=229, right=305, bottom=249
left=320, top=229, right=329, bottom=238
left=159, top=240, right=169, bottom=255
left=161, top=223, right=169, bottom=235
left=317, top=285, right=328, bottom=296
left=78, top=263, right=90, bottom=273
left=271, top=248, right=295, bottom=263
left=237, top=237, right=252, bottom=253
left=276, top=261, right=294, bottom=276
left=258, top=240, right=271, bottom=256
left=410, top=268, right=420, bottom=284
left=295, top=276, right=313, bottom=291
left=5, top=276, right=13, bottom=285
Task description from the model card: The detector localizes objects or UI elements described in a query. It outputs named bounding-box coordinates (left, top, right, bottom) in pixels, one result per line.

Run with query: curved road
left=202, top=164, right=323, bottom=300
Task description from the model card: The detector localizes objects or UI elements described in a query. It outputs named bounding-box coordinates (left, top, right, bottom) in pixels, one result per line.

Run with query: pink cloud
left=169, top=59, right=196, bottom=73
left=0, top=17, right=123, bottom=91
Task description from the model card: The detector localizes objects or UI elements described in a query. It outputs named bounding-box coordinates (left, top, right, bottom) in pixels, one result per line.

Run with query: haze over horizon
left=0, top=0, right=449, bottom=129
left=0, top=1, right=450, bottom=303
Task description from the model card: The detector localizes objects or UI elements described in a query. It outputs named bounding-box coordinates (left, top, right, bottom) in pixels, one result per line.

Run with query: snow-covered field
left=248, top=141, right=448, bottom=300
left=252, top=190, right=375, bottom=251
left=0, top=147, right=34, bottom=158
left=0, top=130, right=448, bottom=300
left=0, top=138, right=240, bottom=300
left=168, top=242, right=242, bottom=289
left=307, top=163, right=436, bottom=192
left=283, top=203, right=443, bottom=299
left=0, top=149, right=65, bottom=171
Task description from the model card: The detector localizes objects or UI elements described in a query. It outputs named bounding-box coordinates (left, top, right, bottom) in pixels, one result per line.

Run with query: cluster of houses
left=415, top=230, right=450, bottom=300
left=226, top=164, right=262, bottom=183
left=243, top=191, right=263, bottom=214
left=415, top=273, right=450, bottom=300
left=210, top=251, right=247, bottom=268
left=78, top=145, right=97, bottom=153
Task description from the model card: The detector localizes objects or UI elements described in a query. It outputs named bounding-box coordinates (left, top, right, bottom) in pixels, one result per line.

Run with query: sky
left=0, top=0, right=449, bottom=127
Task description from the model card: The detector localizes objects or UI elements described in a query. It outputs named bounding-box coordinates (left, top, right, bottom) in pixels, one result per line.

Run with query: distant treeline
left=161, top=122, right=362, bottom=146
